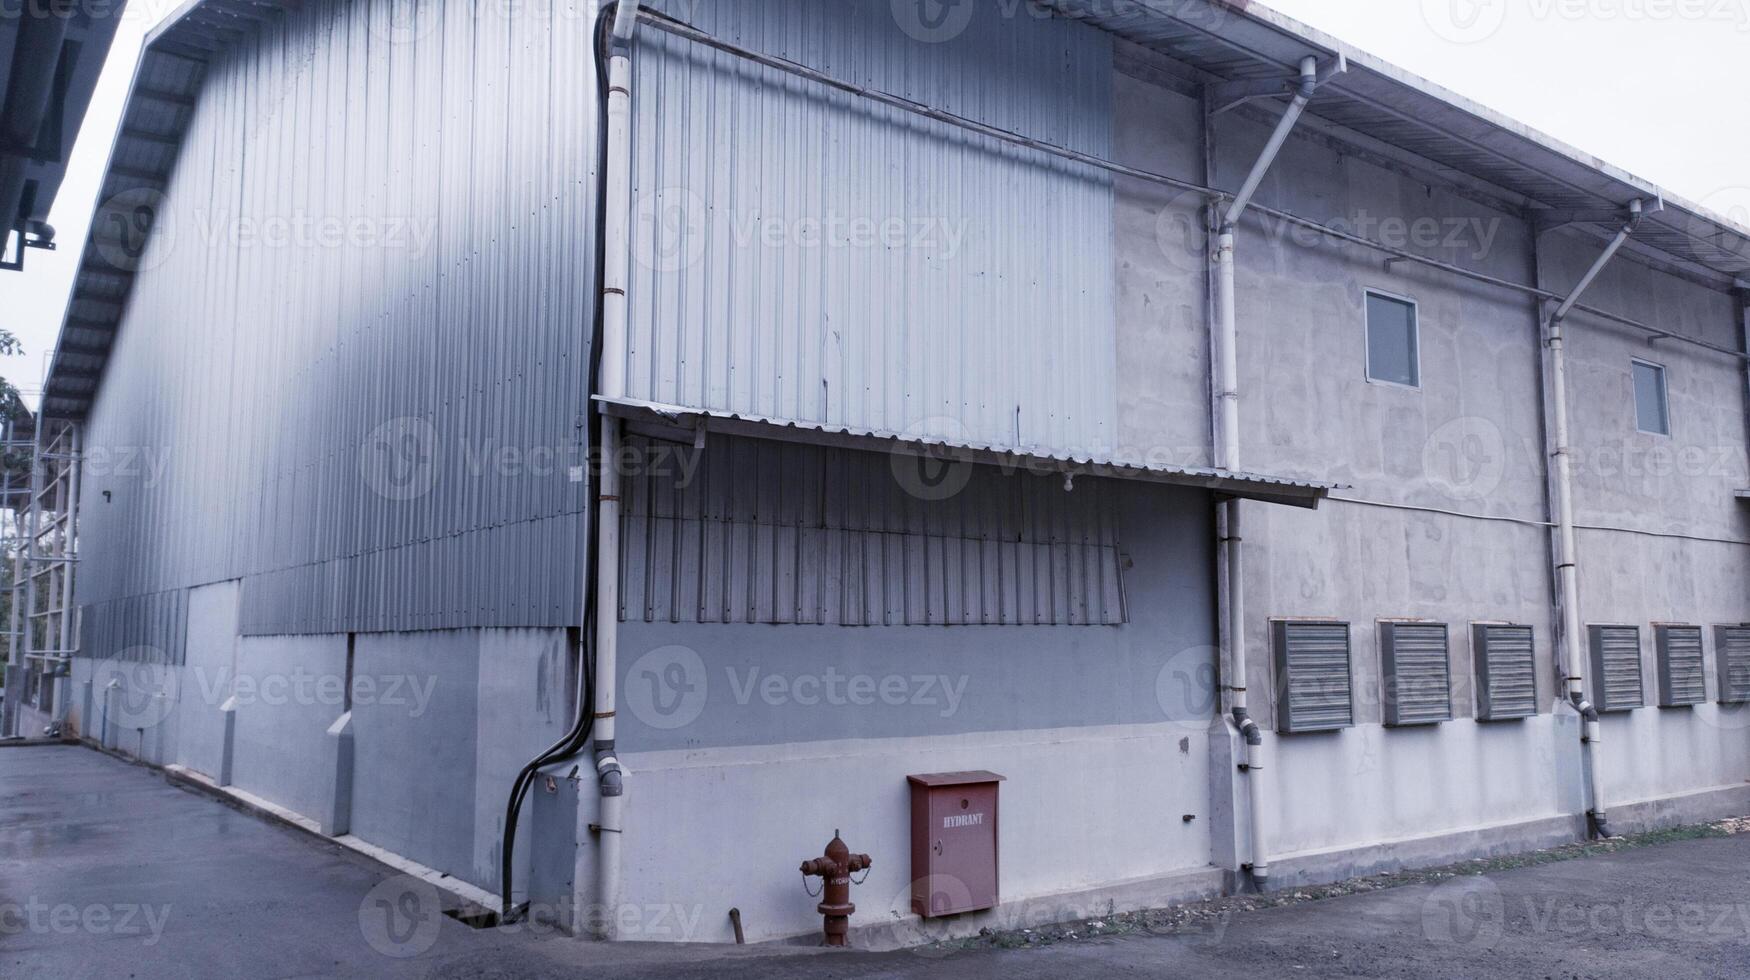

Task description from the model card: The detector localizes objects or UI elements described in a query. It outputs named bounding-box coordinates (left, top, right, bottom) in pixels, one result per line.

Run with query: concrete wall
left=564, top=477, right=1220, bottom=943
left=1115, top=52, right=1749, bottom=867
left=1541, top=230, right=1750, bottom=808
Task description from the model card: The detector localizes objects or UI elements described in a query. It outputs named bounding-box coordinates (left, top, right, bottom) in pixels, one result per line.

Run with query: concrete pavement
left=5, top=742, right=1749, bottom=979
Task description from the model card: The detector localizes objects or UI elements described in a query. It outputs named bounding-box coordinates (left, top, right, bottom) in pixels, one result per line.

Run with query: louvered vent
left=1380, top=623, right=1452, bottom=726
left=1715, top=626, right=1750, bottom=704
left=1654, top=626, right=1706, bottom=707
left=1272, top=621, right=1353, bottom=734
left=1472, top=624, right=1538, bottom=721
left=1588, top=626, right=1644, bottom=712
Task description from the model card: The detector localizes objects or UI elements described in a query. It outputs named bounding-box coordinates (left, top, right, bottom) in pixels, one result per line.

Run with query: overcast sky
left=7, top=0, right=1748, bottom=412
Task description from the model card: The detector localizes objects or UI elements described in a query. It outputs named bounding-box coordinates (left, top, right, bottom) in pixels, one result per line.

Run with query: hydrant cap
left=825, top=833, right=849, bottom=864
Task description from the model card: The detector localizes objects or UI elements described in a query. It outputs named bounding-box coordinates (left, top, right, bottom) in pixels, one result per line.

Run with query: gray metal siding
left=1717, top=626, right=1750, bottom=704
left=1588, top=625, right=1644, bottom=712
left=75, top=0, right=599, bottom=641
left=1471, top=624, right=1538, bottom=721
left=80, top=590, right=189, bottom=667
left=618, top=433, right=1126, bottom=626
left=1654, top=625, right=1706, bottom=708
left=1379, top=622, right=1451, bottom=727
left=1272, top=621, right=1353, bottom=734
left=624, top=0, right=1119, bottom=457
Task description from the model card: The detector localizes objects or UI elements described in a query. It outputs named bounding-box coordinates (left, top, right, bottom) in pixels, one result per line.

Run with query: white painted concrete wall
left=584, top=722, right=1215, bottom=945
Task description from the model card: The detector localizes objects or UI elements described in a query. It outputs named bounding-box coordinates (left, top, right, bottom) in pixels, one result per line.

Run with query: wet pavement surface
left=6, top=743, right=1749, bottom=979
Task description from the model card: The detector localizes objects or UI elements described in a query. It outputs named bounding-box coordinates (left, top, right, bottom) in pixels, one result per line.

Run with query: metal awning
left=595, top=396, right=1339, bottom=509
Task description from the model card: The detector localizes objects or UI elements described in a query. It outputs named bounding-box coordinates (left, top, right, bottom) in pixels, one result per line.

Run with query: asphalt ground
left=6, top=742, right=1748, bottom=979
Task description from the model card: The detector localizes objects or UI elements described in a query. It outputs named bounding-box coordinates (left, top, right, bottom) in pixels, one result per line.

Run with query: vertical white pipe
left=599, top=12, right=637, bottom=401
left=1212, top=55, right=1325, bottom=888
left=1544, top=202, right=1641, bottom=837
left=1216, top=229, right=1240, bottom=472
left=1549, top=311, right=1610, bottom=833
left=593, top=416, right=625, bottom=938
left=594, top=0, right=641, bottom=938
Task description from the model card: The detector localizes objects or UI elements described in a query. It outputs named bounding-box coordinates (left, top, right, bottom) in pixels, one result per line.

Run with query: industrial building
left=11, top=0, right=1750, bottom=949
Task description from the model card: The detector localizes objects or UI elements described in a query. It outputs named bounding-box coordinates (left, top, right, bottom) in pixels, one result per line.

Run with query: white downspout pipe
left=593, top=0, right=641, bottom=939
left=1546, top=198, right=1645, bottom=840
left=1214, top=55, right=1328, bottom=887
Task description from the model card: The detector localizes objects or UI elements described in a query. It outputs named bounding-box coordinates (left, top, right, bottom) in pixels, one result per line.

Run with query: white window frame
left=1363, top=288, right=1422, bottom=390
left=1631, top=358, right=1671, bottom=437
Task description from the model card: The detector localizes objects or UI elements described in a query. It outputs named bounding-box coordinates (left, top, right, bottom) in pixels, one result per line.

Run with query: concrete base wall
left=571, top=722, right=1217, bottom=945
left=1268, top=714, right=1575, bottom=859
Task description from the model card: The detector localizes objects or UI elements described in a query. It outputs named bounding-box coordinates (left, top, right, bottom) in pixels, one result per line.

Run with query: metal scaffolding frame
left=2, top=417, right=82, bottom=737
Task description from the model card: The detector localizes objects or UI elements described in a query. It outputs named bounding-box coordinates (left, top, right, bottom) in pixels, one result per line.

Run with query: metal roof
left=597, top=395, right=1340, bottom=509
left=1051, top=0, right=1750, bottom=286
left=1, top=0, right=123, bottom=270
left=41, top=0, right=1750, bottom=421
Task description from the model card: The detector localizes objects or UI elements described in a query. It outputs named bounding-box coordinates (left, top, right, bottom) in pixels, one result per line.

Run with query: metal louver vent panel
left=1715, top=627, right=1750, bottom=704
left=1273, top=621, right=1353, bottom=734
left=1655, top=626, right=1706, bottom=708
left=1588, top=626, right=1644, bottom=712
left=1380, top=623, right=1452, bottom=726
left=1472, top=625, right=1538, bottom=721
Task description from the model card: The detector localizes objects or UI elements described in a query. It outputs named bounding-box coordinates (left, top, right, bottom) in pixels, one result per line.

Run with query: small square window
left=1632, top=360, right=1669, bottom=435
left=1365, top=292, right=1420, bottom=387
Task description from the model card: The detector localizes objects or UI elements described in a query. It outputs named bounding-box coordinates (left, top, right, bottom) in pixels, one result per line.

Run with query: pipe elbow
left=595, top=743, right=625, bottom=797
left=1569, top=693, right=1600, bottom=724
left=1233, top=708, right=1264, bottom=746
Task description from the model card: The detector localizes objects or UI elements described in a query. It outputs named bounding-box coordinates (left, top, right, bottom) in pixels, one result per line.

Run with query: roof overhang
left=597, top=396, right=1339, bottom=509
left=39, top=0, right=1750, bottom=421
left=0, top=0, right=123, bottom=270
left=1048, top=0, right=1750, bottom=288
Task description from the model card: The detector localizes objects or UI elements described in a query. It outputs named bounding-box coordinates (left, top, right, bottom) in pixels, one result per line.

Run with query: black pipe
left=498, top=0, right=618, bottom=922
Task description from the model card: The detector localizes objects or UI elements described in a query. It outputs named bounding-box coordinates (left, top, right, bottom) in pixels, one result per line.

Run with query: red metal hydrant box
left=907, top=771, right=1004, bottom=918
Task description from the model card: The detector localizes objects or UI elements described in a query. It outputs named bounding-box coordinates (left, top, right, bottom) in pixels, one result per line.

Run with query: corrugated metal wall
left=625, top=0, right=1118, bottom=456
left=76, top=0, right=1120, bottom=649
left=77, top=0, right=600, bottom=640
left=619, top=433, right=1127, bottom=626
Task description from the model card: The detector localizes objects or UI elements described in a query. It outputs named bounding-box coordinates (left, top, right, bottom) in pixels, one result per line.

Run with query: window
left=1365, top=291, right=1420, bottom=387
left=1587, top=625, right=1644, bottom=712
left=1272, top=621, right=1353, bottom=734
left=1472, top=624, right=1538, bottom=721
left=1380, top=622, right=1452, bottom=726
left=1654, top=625, right=1705, bottom=708
left=1632, top=360, right=1669, bottom=435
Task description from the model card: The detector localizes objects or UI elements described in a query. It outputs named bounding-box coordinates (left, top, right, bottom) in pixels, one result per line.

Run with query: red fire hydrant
left=799, top=830, right=871, bottom=947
